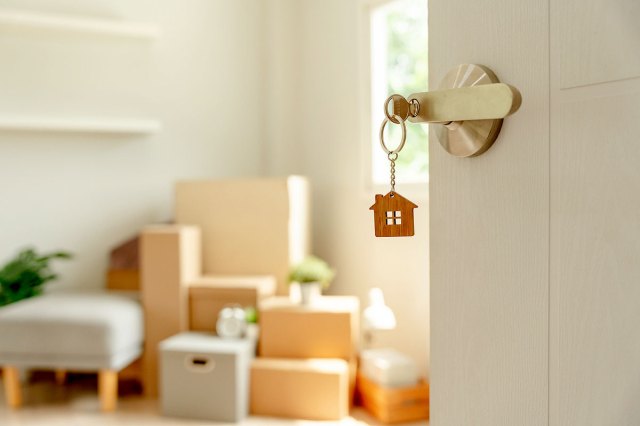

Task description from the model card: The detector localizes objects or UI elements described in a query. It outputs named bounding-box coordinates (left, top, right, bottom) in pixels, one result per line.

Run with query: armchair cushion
left=0, top=292, right=143, bottom=371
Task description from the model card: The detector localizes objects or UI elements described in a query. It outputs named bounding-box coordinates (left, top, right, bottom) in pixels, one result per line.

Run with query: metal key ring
left=379, top=114, right=406, bottom=155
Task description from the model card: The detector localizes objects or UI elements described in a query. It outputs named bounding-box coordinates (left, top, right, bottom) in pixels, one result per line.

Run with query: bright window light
left=370, top=0, right=428, bottom=185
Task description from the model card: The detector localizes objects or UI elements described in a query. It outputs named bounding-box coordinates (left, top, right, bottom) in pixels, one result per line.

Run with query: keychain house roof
left=370, top=192, right=418, bottom=237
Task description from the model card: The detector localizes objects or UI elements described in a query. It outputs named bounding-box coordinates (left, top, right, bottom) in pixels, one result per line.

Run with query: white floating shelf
left=0, top=116, right=161, bottom=135
left=0, top=8, right=160, bottom=40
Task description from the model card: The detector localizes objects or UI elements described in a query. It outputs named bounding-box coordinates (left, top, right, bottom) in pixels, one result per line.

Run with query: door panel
left=555, top=0, right=640, bottom=88
left=429, top=1, right=549, bottom=425
left=551, top=90, right=640, bottom=426
left=550, top=0, right=640, bottom=424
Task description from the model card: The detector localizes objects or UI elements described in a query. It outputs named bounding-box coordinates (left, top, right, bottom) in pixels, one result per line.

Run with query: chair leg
left=98, top=369, right=118, bottom=412
left=3, top=366, right=22, bottom=408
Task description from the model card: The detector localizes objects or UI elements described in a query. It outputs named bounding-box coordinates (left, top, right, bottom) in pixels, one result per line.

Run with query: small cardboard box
left=188, top=275, right=276, bottom=332
left=250, top=358, right=349, bottom=420
left=258, top=296, right=359, bottom=360
left=357, top=372, right=429, bottom=424
left=106, top=269, right=140, bottom=292
left=106, top=235, right=140, bottom=291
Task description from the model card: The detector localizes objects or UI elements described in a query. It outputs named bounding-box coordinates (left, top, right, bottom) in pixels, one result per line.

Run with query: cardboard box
left=175, top=177, right=310, bottom=295
left=258, top=296, right=359, bottom=360
left=188, top=275, right=276, bottom=332
left=106, top=235, right=140, bottom=291
left=348, top=357, right=358, bottom=407
left=357, top=373, right=429, bottom=424
left=106, top=269, right=140, bottom=292
left=140, top=225, right=201, bottom=397
left=250, top=358, right=349, bottom=420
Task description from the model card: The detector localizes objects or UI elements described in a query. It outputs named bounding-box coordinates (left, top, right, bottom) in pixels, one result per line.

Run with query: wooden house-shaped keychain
left=370, top=192, right=418, bottom=237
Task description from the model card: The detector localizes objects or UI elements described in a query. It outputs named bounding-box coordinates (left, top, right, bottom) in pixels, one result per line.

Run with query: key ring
left=379, top=114, right=406, bottom=155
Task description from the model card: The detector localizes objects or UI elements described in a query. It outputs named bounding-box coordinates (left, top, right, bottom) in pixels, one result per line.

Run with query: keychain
left=369, top=95, right=419, bottom=237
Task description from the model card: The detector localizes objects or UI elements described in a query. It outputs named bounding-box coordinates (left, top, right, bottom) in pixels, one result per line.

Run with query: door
left=430, top=0, right=640, bottom=425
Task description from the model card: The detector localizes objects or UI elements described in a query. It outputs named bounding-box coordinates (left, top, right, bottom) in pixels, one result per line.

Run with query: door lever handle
left=407, top=82, right=521, bottom=124
left=386, top=64, right=522, bottom=157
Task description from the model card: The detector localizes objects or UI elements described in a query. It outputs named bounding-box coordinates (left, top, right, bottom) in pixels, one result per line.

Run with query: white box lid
left=160, top=332, right=253, bottom=354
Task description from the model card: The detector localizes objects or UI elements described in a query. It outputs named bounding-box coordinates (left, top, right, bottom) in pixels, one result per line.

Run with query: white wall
left=0, top=0, right=266, bottom=289
left=264, top=0, right=430, bottom=376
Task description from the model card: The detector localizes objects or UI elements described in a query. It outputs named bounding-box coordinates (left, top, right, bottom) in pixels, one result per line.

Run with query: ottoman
left=0, top=292, right=143, bottom=411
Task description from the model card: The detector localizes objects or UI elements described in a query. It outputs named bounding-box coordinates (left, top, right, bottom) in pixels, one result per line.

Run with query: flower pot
left=299, top=282, right=322, bottom=305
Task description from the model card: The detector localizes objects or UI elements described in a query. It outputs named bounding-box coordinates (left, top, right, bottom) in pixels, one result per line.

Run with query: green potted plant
left=288, top=255, right=335, bottom=305
left=0, top=248, right=72, bottom=307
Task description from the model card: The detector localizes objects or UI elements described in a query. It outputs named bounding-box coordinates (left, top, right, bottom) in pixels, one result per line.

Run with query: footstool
left=0, top=292, right=143, bottom=411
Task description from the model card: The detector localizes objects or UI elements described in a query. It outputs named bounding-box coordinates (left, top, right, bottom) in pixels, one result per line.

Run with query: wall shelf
left=0, top=8, right=160, bottom=40
left=0, top=116, right=162, bottom=135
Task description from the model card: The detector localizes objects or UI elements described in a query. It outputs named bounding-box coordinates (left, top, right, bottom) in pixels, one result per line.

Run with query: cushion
left=0, top=292, right=143, bottom=370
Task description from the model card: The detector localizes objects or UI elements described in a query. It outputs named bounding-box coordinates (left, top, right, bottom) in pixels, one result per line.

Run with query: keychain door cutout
left=370, top=191, right=417, bottom=237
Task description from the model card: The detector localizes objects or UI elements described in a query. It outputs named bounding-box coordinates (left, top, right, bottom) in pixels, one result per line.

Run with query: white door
left=430, top=0, right=640, bottom=425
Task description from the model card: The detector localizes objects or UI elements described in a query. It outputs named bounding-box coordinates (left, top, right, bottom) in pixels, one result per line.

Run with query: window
left=369, top=0, right=428, bottom=186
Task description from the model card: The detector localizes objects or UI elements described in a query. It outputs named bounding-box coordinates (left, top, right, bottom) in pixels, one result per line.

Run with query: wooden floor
left=0, top=373, right=428, bottom=426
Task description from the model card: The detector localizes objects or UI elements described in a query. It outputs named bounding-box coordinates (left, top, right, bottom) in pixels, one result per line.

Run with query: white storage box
left=160, top=332, right=253, bottom=422
left=360, top=348, right=418, bottom=387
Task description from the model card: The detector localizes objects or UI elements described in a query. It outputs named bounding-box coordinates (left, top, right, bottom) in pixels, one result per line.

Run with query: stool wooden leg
left=54, top=369, right=67, bottom=385
left=3, top=366, right=22, bottom=408
left=98, top=369, right=118, bottom=412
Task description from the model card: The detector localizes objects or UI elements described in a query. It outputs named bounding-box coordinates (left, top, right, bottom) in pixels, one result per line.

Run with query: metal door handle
left=384, top=64, right=522, bottom=157
left=407, top=83, right=521, bottom=124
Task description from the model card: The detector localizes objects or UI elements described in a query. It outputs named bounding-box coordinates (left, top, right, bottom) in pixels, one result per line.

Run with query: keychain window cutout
left=370, top=192, right=417, bottom=237
left=385, top=210, right=402, bottom=225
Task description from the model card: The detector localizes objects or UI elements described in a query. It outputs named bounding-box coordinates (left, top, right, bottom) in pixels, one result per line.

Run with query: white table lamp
left=363, top=288, right=396, bottom=347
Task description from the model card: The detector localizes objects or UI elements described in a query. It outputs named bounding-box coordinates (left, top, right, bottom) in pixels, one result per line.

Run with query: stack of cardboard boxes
left=140, top=177, right=310, bottom=396
left=250, top=296, right=359, bottom=421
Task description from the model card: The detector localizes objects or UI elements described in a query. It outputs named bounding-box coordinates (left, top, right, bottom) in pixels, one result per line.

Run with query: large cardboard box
left=258, top=296, right=359, bottom=360
left=357, top=373, right=429, bottom=424
left=175, top=177, right=310, bottom=295
left=188, top=275, right=276, bottom=332
left=140, top=225, right=201, bottom=397
left=250, top=358, right=349, bottom=420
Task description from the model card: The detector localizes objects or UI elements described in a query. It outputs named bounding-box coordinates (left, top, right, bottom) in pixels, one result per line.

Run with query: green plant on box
left=244, top=306, right=258, bottom=324
left=288, top=255, right=335, bottom=290
left=0, top=248, right=72, bottom=307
